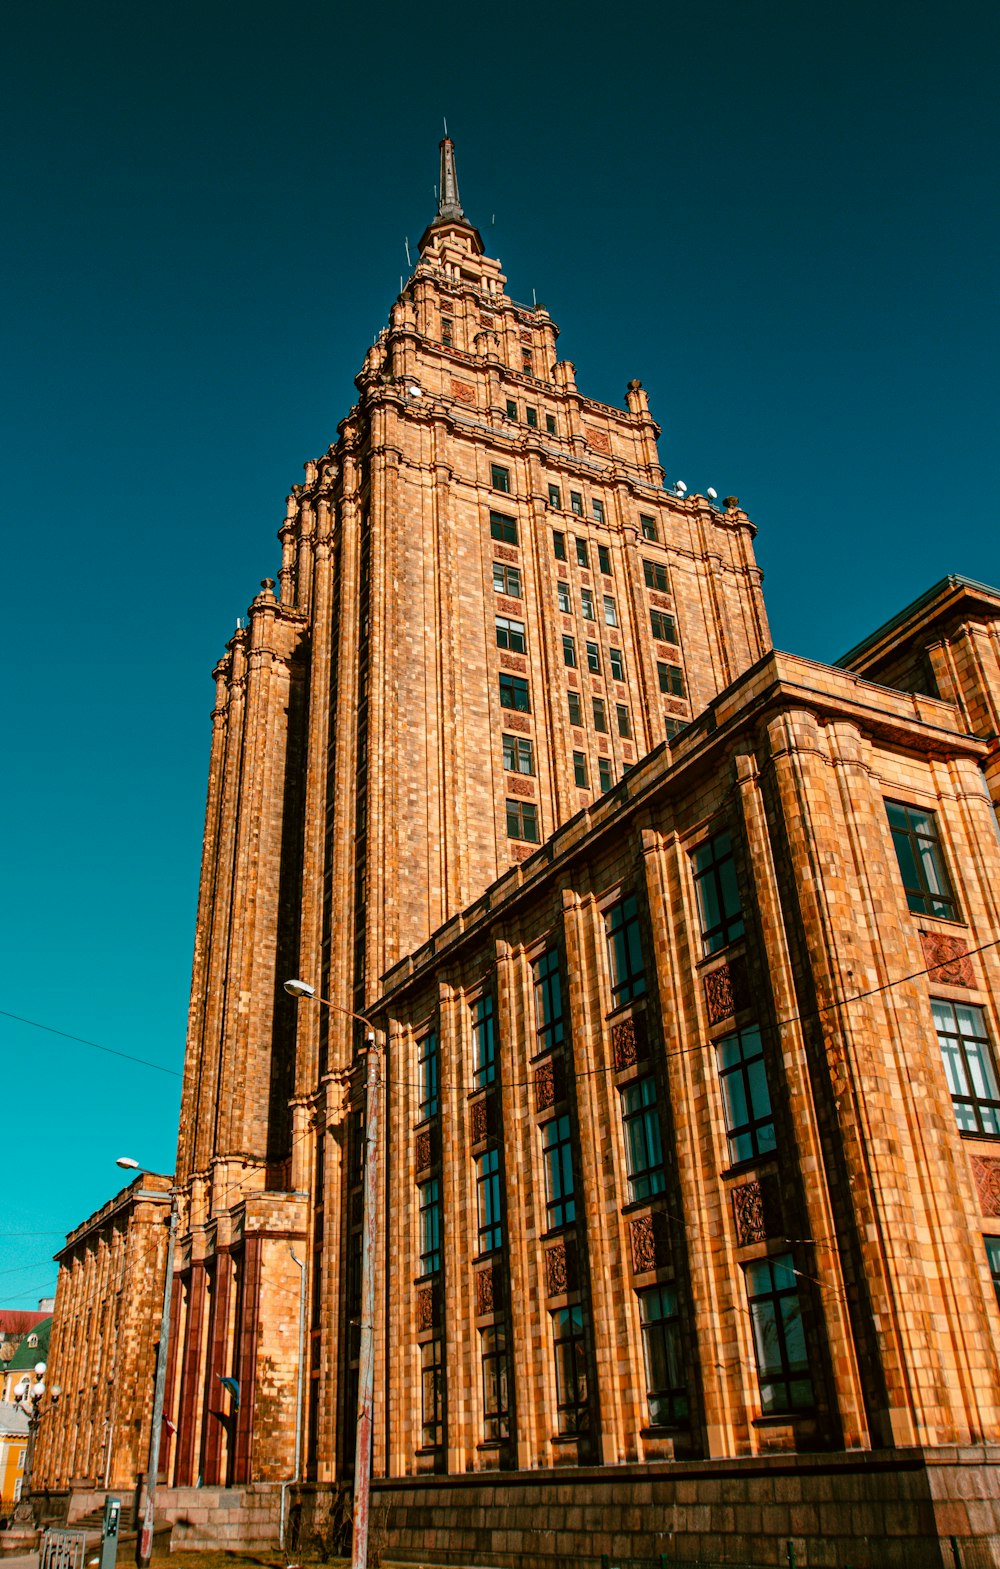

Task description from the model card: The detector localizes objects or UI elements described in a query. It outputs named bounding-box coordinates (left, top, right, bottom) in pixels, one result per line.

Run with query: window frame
left=506, top=797, right=539, bottom=843
left=643, top=558, right=669, bottom=591
left=573, top=750, right=589, bottom=788
left=570, top=491, right=584, bottom=518
left=552, top=1305, right=589, bottom=1433
left=480, top=1322, right=510, bottom=1441
left=562, top=634, right=577, bottom=668
left=650, top=609, right=676, bottom=643
left=495, top=614, right=526, bottom=654
left=598, top=544, right=611, bottom=576
left=489, top=510, right=518, bottom=545
left=567, top=690, right=583, bottom=727
left=581, top=587, right=595, bottom=621
left=657, top=661, right=684, bottom=698
left=640, top=515, right=658, bottom=542
left=592, top=499, right=605, bottom=524
left=502, top=733, right=534, bottom=775
left=620, top=1076, right=666, bottom=1202
left=549, top=486, right=562, bottom=512
left=598, top=757, right=613, bottom=794
left=418, top=1029, right=439, bottom=1121
left=418, top=1177, right=442, bottom=1277
left=420, top=1337, right=444, bottom=1447
left=605, top=893, right=648, bottom=1009
left=499, top=673, right=530, bottom=712
left=491, top=464, right=511, bottom=494
left=609, top=647, right=624, bottom=682
left=638, top=1284, right=690, bottom=1427
left=932, top=998, right=1000, bottom=1136
left=616, top=703, right=631, bottom=739
left=476, top=1146, right=504, bottom=1255
left=493, top=561, right=522, bottom=598
left=533, top=947, right=565, bottom=1053
left=557, top=580, right=571, bottom=613
left=552, top=528, right=566, bottom=558
left=472, top=994, right=497, bottom=1090
left=592, top=696, right=608, bottom=733
left=885, top=800, right=959, bottom=920
left=743, top=1253, right=814, bottom=1415
left=541, top=1112, right=576, bottom=1230
left=692, top=829, right=746, bottom=955
left=716, top=1023, right=776, bottom=1165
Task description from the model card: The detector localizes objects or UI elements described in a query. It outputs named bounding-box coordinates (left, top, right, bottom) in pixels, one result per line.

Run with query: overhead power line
left=0, top=1009, right=181, bottom=1078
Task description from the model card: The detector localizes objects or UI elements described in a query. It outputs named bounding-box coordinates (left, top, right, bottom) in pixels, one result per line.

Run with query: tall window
left=985, top=1237, right=1000, bottom=1308
left=598, top=545, right=611, bottom=575
left=502, top=733, right=534, bottom=775
left=573, top=750, right=589, bottom=788
left=605, top=893, right=647, bottom=1008
left=506, top=799, right=539, bottom=843
left=650, top=610, right=676, bottom=642
left=481, top=1324, right=510, bottom=1440
left=692, top=830, right=745, bottom=954
left=546, top=414, right=557, bottom=435
left=604, top=594, right=618, bottom=627
left=495, top=615, right=526, bottom=653
left=593, top=697, right=608, bottom=732
left=643, top=558, right=668, bottom=590
left=549, top=486, right=562, bottom=511
left=418, top=1029, right=439, bottom=1120
left=932, top=999, right=1000, bottom=1135
left=499, top=673, right=530, bottom=712
left=541, top=1113, right=576, bottom=1229
left=476, top=1147, right=503, bottom=1254
left=491, top=464, right=510, bottom=493
left=557, top=580, right=571, bottom=612
left=592, top=498, right=605, bottom=524
left=505, top=398, right=517, bottom=419
left=420, top=1339, right=443, bottom=1446
left=598, top=757, right=613, bottom=793
left=586, top=641, right=601, bottom=674
left=562, top=634, right=577, bottom=668
left=567, top=690, right=583, bottom=727
left=616, top=703, right=631, bottom=738
left=609, top=647, right=624, bottom=681
left=441, top=317, right=453, bottom=346
left=744, top=1254, right=813, bottom=1414
left=552, top=1306, right=589, bottom=1432
left=638, top=1286, right=689, bottom=1425
left=640, top=515, right=658, bottom=542
left=533, top=947, right=565, bottom=1052
left=885, top=801, right=958, bottom=919
left=552, top=527, right=566, bottom=557
left=493, top=561, right=521, bottom=597
left=526, top=405, right=538, bottom=428
left=571, top=492, right=584, bottom=518
left=490, top=510, right=518, bottom=545
left=657, top=661, right=684, bottom=697
left=581, top=588, right=595, bottom=620
left=717, top=1024, right=776, bottom=1164
left=620, top=1077, right=665, bottom=1201
left=472, top=994, right=497, bottom=1088
left=418, top=1178, right=442, bottom=1276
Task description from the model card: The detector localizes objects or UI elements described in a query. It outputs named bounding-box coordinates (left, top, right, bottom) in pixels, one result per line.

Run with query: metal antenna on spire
left=443, top=116, right=448, bottom=136
left=404, top=236, right=412, bottom=268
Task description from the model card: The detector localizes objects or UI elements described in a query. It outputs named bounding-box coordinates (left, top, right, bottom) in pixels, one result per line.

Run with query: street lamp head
left=116, top=1156, right=140, bottom=1170
left=31, top=1380, right=45, bottom=1400
left=283, top=979, right=317, bottom=1000
left=34, top=1363, right=46, bottom=1378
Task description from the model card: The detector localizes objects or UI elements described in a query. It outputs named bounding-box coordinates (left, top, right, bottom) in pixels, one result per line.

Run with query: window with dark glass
left=441, top=317, right=453, bottom=346
left=605, top=893, right=647, bottom=1008
left=549, top=485, right=562, bottom=511
left=717, top=1024, right=776, bottom=1164
left=420, top=1338, right=444, bottom=1446
left=692, top=829, right=745, bottom=954
left=885, top=801, right=958, bottom=919
left=744, top=1254, right=814, bottom=1414
left=650, top=609, right=676, bottom=642
left=533, top=947, right=565, bottom=1053
left=557, top=580, right=571, bottom=612
left=562, top=634, right=577, bottom=668
left=620, top=1077, right=665, bottom=1201
left=575, top=537, right=588, bottom=568
left=506, top=798, right=539, bottom=842
left=664, top=718, right=683, bottom=740
left=638, top=1285, right=689, bottom=1426
left=640, top=514, right=658, bottom=541
left=496, top=615, right=526, bottom=653
left=490, top=510, right=518, bottom=544
left=418, top=1178, right=442, bottom=1276
left=593, top=696, right=608, bottom=732
left=657, top=662, right=684, bottom=697
left=502, top=733, right=534, bottom=775
left=521, top=351, right=532, bottom=373
left=586, top=641, right=600, bottom=674
left=499, top=673, right=530, bottom=711
left=570, top=491, right=584, bottom=518
left=567, top=689, right=583, bottom=727
left=592, top=499, right=605, bottom=524
left=472, top=993, right=496, bottom=1089
left=573, top=750, right=589, bottom=788
left=581, top=587, right=595, bottom=621
left=506, top=398, right=517, bottom=419
left=476, top=1147, right=503, bottom=1254
left=552, top=527, right=566, bottom=558
left=541, top=1113, right=576, bottom=1229
left=546, top=413, right=557, bottom=435
left=932, top=999, right=1000, bottom=1136
left=493, top=561, right=521, bottom=597
left=609, top=647, right=624, bottom=682
left=526, top=405, right=538, bottom=428
left=418, top=1029, right=439, bottom=1120
left=491, top=464, right=511, bottom=493
left=599, top=757, right=613, bottom=793
left=643, top=559, right=669, bottom=591
left=598, top=544, right=611, bottom=575
left=604, top=595, right=618, bottom=627
left=985, top=1237, right=1000, bottom=1308
left=617, top=703, right=631, bottom=738
left=481, top=1323, right=510, bottom=1440
left=552, top=1305, right=589, bottom=1433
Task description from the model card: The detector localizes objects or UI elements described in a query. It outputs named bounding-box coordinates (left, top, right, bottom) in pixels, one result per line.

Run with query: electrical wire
left=0, top=1009, right=181, bottom=1078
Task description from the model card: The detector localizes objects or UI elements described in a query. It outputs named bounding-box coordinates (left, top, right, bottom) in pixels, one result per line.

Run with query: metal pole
left=136, top=1196, right=177, bottom=1568
left=351, top=1031, right=381, bottom=1569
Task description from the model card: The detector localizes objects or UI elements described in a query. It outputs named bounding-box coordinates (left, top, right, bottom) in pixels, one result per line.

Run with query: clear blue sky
left=2, top=0, right=997, bottom=1303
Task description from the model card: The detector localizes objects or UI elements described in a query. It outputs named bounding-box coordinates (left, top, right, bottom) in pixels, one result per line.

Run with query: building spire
left=437, top=136, right=464, bottom=222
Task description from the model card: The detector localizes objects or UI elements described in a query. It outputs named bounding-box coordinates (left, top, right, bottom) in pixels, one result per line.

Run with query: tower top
left=419, top=137, right=484, bottom=257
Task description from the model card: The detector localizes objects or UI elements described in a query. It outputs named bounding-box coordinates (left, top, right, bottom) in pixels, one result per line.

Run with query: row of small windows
left=505, top=399, right=558, bottom=436
left=489, top=467, right=661, bottom=547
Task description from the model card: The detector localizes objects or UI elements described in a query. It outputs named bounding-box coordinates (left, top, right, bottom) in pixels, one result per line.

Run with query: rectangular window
left=664, top=718, right=683, bottom=740
left=605, top=893, right=647, bottom=1008
left=549, top=485, right=562, bottom=511
left=573, top=750, right=589, bottom=788
left=744, top=1254, right=814, bottom=1415
left=476, top=1147, right=503, bottom=1254
left=932, top=999, right=1000, bottom=1136
left=418, top=1029, right=439, bottom=1121
left=552, top=528, right=566, bottom=558
left=567, top=689, right=583, bottom=727
left=599, top=757, right=613, bottom=794
left=592, top=499, right=605, bottom=524
left=418, top=1178, right=442, bottom=1276
left=640, top=514, right=658, bottom=541
left=491, top=464, right=510, bottom=493
left=481, top=1323, right=510, bottom=1440
left=493, top=561, right=522, bottom=597
left=650, top=610, right=676, bottom=642
left=609, top=647, right=624, bottom=682
left=542, top=1112, right=576, bottom=1229
left=533, top=947, right=565, bottom=1053
left=562, top=634, right=577, bottom=668
left=522, top=351, right=532, bottom=373
left=693, top=830, right=745, bottom=954
left=598, top=544, right=611, bottom=576
left=552, top=1305, right=589, bottom=1433
left=496, top=615, right=526, bottom=653
left=490, top=511, right=518, bottom=545
left=586, top=640, right=600, bottom=674
left=472, top=994, right=497, bottom=1089
left=581, top=587, right=595, bottom=620
left=886, top=801, right=958, bottom=919
left=643, top=559, right=669, bottom=591
left=575, top=536, right=589, bottom=567
left=506, top=798, right=539, bottom=843
left=420, top=1338, right=444, bottom=1447
left=557, top=580, right=571, bottom=613
left=499, top=673, right=530, bottom=712
left=526, top=406, right=538, bottom=428
left=717, top=1024, right=776, bottom=1164
left=620, top=1078, right=665, bottom=1201
left=604, top=595, right=618, bottom=627
left=442, top=317, right=453, bottom=346
left=639, top=1285, right=689, bottom=1426
left=593, top=697, right=608, bottom=732
left=546, top=414, right=557, bottom=435
left=986, top=1237, right=1000, bottom=1308
left=506, top=398, right=517, bottom=419
left=502, top=733, right=534, bottom=775
left=570, top=491, right=584, bottom=517
left=657, top=662, right=685, bottom=697
left=616, top=703, right=631, bottom=738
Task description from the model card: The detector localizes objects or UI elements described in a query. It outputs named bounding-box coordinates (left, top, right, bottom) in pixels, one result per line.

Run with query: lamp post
left=13, top=1361, right=61, bottom=1519
left=115, top=1158, right=177, bottom=1569
left=283, top=978, right=382, bottom=1569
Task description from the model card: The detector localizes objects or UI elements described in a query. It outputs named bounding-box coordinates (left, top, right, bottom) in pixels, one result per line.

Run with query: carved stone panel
left=704, top=955, right=751, bottom=1025
left=450, top=379, right=476, bottom=405
left=534, top=1058, right=556, bottom=1112
left=493, top=545, right=518, bottom=565
left=612, top=1014, right=648, bottom=1071
left=544, top=1239, right=576, bottom=1297
left=414, top=1129, right=432, bottom=1174
left=470, top=1095, right=496, bottom=1145
left=499, top=653, right=527, bottom=674
left=476, top=1265, right=502, bottom=1316
left=512, top=843, right=534, bottom=862
left=628, top=1212, right=671, bottom=1275
left=504, top=713, right=531, bottom=734
left=586, top=428, right=611, bottom=454
left=920, top=930, right=974, bottom=988
left=508, top=775, right=535, bottom=798
left=971, top=1156, right=1000, bottom=1217
left=732, top=1181, right=766, bottom=1245
left=416, top=1285, right=436, bottom=1331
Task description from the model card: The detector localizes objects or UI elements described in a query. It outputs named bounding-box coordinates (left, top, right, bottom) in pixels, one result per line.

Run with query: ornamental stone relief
left=629, top=1212, right=671, bottom=1275
left=586, top=428, right=611, bottom=454
left=449, top=379, right=476, bottom=405
left=470, top=1098, right=491, bottom=1144
left=416, top=1285, right=436, bottom=1331
left=544, top=1239, right=575, bottom=1296
left=493, top=545, right=518, bottom=565
left=508, top=776, right=535, bottom=799
left=649, top=592, right=672, bottom=611
left=666, top=698, right=688, bottom=716
left=499, top=653, right=527, bottom=675
left=732, top=1181, right=767, bottom=1245
left=414, top=1129, right=432, bottom=1173
left=704, top=956, right=751, bottom=1025
left=612, top=1014, right=647, bottom=1071
left=920, top=930, right=974, bottom=988
left=534, top=1058, right=556, bottom=1112
left=971, top=1155, right=1000, bottom=1217
left=476, top=1265, right=501, bottom=1315
left=512, top=844, right=534, bottom=861
left=504, top=714, right=531, bottom=734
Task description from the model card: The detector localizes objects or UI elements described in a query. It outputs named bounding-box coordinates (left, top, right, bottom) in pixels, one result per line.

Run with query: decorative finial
left=437, top=136, right=464, bottom=222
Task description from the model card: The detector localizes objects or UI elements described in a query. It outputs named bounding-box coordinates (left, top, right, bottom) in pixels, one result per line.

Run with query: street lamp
left=115, top=1157, right=177, bottom=1569
left=283, top=978, right=382, bottom=1569
left=13, top=1360, right=61, bottom=1516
